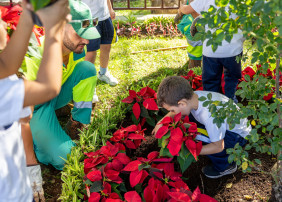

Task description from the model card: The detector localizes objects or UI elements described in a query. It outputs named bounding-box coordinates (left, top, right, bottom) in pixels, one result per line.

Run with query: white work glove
left=26, top=165, right=45, bottom=202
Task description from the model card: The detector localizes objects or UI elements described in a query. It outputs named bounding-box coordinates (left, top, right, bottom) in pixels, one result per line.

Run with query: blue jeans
left=202, top=53, right=242, bottom=101
left=189, top=114, right=247, bottom=172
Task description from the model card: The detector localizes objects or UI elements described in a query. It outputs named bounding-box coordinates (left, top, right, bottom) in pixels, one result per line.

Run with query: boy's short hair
left=157, top=76, right=194, bottom=107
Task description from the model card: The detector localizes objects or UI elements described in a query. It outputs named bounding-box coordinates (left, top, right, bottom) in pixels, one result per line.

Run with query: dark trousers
left=202, top=53, right=242, bottom=101
left=189, top=114, right=247, bottom=172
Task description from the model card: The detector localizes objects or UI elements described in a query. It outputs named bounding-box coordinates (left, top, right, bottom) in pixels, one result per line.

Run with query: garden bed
left=40, top=37, right=280, bottom=201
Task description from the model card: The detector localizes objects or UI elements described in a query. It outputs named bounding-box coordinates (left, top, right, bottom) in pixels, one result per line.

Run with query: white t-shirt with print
left=192, top=91, right=251, bottom=143
left=0, top=76, right=32, bottom=202
left=82, top=0, right=110, bottom=21
left=190, top=0, right=244, bottom=58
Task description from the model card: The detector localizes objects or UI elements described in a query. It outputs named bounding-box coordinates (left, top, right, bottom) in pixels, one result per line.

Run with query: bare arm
left=23, top=0, right=70, bottom=107
left=107, top=0, right=115, bottom=20
left=199, top=139, right=224, bottom=155
left=0, top=7, right=34, bottom=79
left=179, top=4, right=198, bottom=16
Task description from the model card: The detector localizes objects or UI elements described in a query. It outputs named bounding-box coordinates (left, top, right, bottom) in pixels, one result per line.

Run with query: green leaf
left=177, top=153, right=195, bottom=173
left=254, top=159, right=261, bottom=165
left=245, top=144, right=252, bottom=150
left=146, top=117, right=156, bottom=127
left=90, top=181, right=103, bottom=193
left=30, top=0, right=51, bottom=11
left=251, top=132, right=259, bottom=143
left=160, top=147, right=173, bottom=158
left=198, top=96, right=207, bottom=101
left=207, top=93, right=212, bottom=100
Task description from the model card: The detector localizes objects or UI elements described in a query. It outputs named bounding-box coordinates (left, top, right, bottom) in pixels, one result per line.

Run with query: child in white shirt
left=0, top=0, right=70, bottom=201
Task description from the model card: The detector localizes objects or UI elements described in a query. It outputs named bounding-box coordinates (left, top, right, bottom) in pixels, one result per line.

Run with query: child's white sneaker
left=98, top=71, right=119, bottom=86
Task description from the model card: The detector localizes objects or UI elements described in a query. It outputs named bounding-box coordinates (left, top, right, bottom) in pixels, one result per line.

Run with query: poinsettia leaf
left=185, top=139, right=199, bottom=161
left=125, top=140, right=137, bottom=149
left=129, top=170, right=142, bottom=187
left=146, top=116, right=156, bottom=127
left=90, top=181, right=103, bottom=193
left=160, top=147, right=174, bottom=158
left=192, top=187, right=201, bottom=201
left=125, top=125, right=138, bottom=132
left=170, top=128, right=183, bottom=143
left=159, top=132, right=171, bottom=148
left=152, top=157, right=173, bottom=163
left=167, top=192, right=191, bottom=202
left=188, top=122, right=198, bottom=133
left=129, top=90, right=137, bottom=98
left=122, top=96, right=134, bottom=103
left=124, top=191, right=142, bottom=202
left=196, top=141, right=202, bottom=157
left=177, top=153, right=195, bottom=173
left=87, top=170, right=102, bottom=182
left=138, top=163, right=150, bottom=171
left=173, top=112, right=182, bottom=123
left=147, top=151, right=159, bottom=160
left=132, top=102, right=141, bottom=120
left=143, top=98, right=159, bottom=110
left=128, top=133, right=145, bottom=140
left=160, top=116, right=173, bottom=125
left=115, top=153, right=131, bottom=165
left=167, top=139, right=182, bottom=156
left=123, top=160, right=141, bottom=171
left=199, top=194, right=218, bottom=202
left=140, top=105, right=150, bottom=118
left=89, top=192, right=101, bottom=202
left=155, top=126, right=169, bottom=139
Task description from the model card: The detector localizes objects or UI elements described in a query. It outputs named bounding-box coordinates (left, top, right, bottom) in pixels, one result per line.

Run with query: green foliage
left=195, top=0, right=281, bottom=173
left=29, top=0, right=51, bottom=11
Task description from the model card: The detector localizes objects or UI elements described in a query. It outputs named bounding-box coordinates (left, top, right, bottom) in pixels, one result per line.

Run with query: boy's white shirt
left=190, top=0, right=244, bottom=58
left=0, top=75, right=32, bottom=202
left=81, top=0, right=110, bottom=21
left=192, top=91, right=251, bottom=143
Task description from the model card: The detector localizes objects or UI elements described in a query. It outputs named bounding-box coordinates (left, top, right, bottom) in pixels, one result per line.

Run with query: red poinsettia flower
left=241, top=66, right=256, bottom=81
left=155, top=113, right=199, bottom=157
left=111, top=124, right=146, bottom=149
left=122, top=86, right=159, bottom=120
left=185, top=139, right=202, bottom=161
left=124, top=191, right=142, bottom=202
left=143, top=178, right=170, bottom=202
left=168, top=186, right=218, bottom=202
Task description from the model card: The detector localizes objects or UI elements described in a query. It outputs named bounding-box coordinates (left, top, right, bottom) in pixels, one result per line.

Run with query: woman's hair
left=157, top=76, right=194, bottom=107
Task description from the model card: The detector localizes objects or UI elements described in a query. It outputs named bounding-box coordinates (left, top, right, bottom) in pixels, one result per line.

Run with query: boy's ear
left=177, top=99, right=188, bottom=107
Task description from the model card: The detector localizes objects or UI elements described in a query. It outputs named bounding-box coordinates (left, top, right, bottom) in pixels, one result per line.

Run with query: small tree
left=193, top=0, right=281, bottom=198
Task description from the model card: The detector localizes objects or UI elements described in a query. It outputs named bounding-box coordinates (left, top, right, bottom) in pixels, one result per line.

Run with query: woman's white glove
left=26, top=165, right=45, bottom=202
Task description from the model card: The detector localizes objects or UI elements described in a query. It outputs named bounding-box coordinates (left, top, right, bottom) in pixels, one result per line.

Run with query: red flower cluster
left=0, top=5, right=44, bottom=44
left=182, top=70, right=203, bottom=91
left=110, top=124, right=146, bottom=149
left=155, top=113, right=202, bottom=160
left=122, top=86, right=158, bottom=121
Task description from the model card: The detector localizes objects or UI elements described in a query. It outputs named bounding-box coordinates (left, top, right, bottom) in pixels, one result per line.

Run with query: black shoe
left=202, top=163, right=237, bottom=179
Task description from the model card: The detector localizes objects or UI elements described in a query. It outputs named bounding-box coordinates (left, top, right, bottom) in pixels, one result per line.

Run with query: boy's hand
left=36, top=0, right=71, bottom=31
left=152, top=122, right=163, bottom=135
left=110, top=9, right=116, bottom=20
